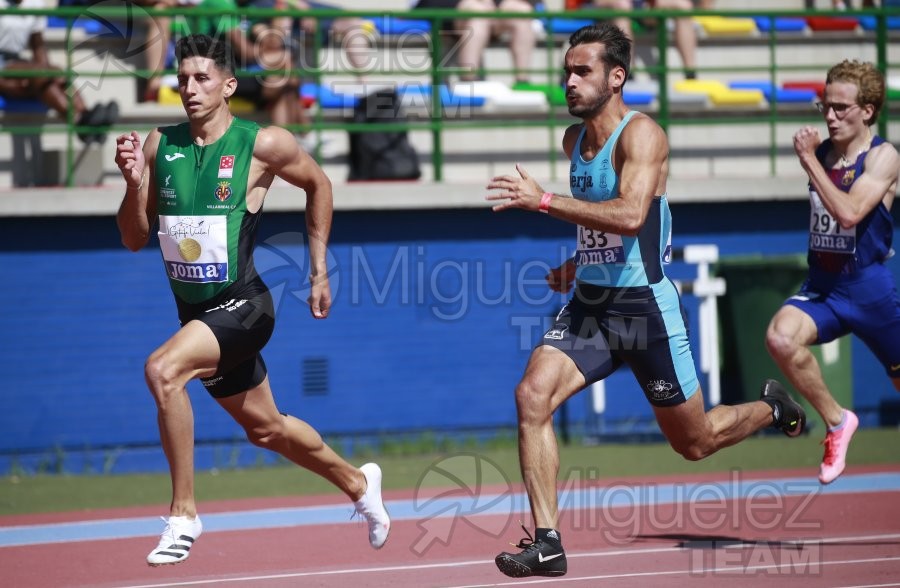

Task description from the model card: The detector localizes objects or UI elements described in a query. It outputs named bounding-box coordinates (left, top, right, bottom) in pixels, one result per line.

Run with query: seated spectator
left=571, top=0, right=714, bottom=80
left=414, top=0, right=537, bottom=85
left=252, top=0, right=376, bottom=79
left=0, top=0, right=117, bottom=143
left=136, top=1, right=211, bottom=103
left=138, top=0, right=309, bottom=133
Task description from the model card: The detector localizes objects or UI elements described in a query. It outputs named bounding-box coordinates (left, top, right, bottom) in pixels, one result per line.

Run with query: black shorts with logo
left=175, top=280, right=276, bottom=398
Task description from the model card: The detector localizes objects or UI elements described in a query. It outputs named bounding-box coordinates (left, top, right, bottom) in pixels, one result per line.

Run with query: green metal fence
left=0, top=4, right=897, bottom=186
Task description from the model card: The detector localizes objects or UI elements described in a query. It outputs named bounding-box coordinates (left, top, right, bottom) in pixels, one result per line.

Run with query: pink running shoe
left=819, top=410, right=859, bottom=484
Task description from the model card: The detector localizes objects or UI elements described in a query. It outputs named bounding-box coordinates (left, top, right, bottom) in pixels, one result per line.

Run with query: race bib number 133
left=576, top=226, right=625, bottom=265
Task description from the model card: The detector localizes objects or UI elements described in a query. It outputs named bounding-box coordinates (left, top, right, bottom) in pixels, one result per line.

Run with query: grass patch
left=1, top=428, right=897, bottom=517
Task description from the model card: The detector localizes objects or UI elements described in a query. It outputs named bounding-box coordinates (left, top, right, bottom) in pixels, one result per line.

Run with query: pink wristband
left=539, top=192, right=554, bottom=213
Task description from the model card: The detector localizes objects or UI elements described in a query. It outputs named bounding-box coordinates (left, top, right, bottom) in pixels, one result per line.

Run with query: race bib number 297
left=809, top=190, right=856, bottom=254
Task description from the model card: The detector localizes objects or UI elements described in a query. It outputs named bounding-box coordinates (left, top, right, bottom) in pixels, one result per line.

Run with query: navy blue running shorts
left=785, top=263, right=900, bottom=379
left=540, top=280, right=700, bottom=406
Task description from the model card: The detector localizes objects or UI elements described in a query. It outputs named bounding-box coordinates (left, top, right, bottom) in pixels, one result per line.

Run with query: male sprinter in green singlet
left=486, top=23, right=805, bottom=578
left=115, top=34, right=389, bottom=566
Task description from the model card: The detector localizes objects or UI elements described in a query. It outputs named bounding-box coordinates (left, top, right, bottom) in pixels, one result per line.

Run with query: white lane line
left=113, top=532, right=900, bottom=588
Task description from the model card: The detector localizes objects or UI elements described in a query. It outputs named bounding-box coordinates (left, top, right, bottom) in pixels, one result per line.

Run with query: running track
left=2, top=466, right=899, bottom=587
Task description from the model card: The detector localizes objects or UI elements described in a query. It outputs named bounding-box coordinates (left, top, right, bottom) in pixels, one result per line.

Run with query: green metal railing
left=0, top=5, right=897, bottom=185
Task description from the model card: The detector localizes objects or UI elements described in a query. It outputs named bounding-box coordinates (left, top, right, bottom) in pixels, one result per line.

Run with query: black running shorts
left=176, top=288, right=276, bottom=398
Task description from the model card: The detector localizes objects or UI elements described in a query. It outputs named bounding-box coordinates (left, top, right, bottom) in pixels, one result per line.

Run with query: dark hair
left=175, top=34, right=236, bottom=77
left=568, top=23, right=632, bottom=79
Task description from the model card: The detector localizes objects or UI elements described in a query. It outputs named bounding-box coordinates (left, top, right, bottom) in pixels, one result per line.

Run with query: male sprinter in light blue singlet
left=486, top=23, right=806, bottom=579
left=767, top=60, right=900, bottom=486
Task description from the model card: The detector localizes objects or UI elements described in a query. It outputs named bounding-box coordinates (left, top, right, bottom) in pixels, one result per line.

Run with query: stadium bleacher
left=0, top=0, right=898, bottom=189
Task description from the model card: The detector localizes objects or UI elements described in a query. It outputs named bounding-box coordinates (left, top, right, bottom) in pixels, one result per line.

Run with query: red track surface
left=2, top=467, right=899, bottom=588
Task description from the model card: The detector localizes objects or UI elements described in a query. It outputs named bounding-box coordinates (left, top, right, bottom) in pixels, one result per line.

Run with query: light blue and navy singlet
left=786, top=135, right=900, bottom=378
left=541, top=111, right=700, bottom=406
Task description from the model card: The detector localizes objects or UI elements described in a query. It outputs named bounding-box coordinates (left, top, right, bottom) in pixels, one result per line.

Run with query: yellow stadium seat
left=674, top=80, right=764, bottom=107
left=229, top=97, right=255, bottom=114
left=693, top=16, right=758, bottom=36
left=708, top=88, right=765, bottom=106
left=674, top=79, right=728, bottom=95
left=157, top=84, right=182, bottom=106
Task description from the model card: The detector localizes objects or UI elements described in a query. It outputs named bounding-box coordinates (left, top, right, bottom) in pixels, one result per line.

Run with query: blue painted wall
left=2, top=200, right=898, bottom=473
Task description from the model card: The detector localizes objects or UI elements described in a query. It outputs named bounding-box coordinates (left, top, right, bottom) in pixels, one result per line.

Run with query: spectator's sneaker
left=93, top=100, right=119, bottom=144
left=495, top=527, right=567, bottom=578
left=760, top=379, right=806, bottom=437
left=147, top=515, right=202, bottom=566
left=353, top=463, right=390, bottom=549
left=819, top=410, right=859, bottom=484
left=76, top=104, right=106, bottom=144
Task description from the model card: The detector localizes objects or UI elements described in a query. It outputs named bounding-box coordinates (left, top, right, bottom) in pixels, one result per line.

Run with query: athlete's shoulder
left=253, top=125, right=303, bottom=168
left=230, top=116, right=261, bottom=134
left=563, top=123, right=584, bottom=157
left=254, top=125, right=294, bottom=152
left=867, top=136, right=900, bottom=167
left=620, top=112, right=667, bottom=151
left=623, top=111, right=663, bottom=134
left=156, top=122, right=190, bottom=146
left=564, top=122, right=584, bottom=136
left=871, top=136, right=899, bottom=157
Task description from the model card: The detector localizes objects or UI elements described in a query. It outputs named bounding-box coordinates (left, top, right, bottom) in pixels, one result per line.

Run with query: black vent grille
left=302, top=357, right=329, bottom=396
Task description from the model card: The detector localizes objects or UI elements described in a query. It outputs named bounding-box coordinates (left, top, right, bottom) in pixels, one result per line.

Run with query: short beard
left=568, top=90, right=613, bottom=119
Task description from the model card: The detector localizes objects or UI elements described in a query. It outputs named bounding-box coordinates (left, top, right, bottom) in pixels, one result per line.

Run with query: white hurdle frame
left=673, top=244, right=727, bottom=406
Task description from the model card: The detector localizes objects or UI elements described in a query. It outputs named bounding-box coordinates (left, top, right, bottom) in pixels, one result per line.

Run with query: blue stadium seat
left=396, top=84, right=486, bottom=108
left=300, top=83, right=359, bottom=109
left=371, top=16, right=431, bottom=36
left=728, top=81, right=817, bottom=103
left=533, top=3, right=593, bottom=35
left=543, top=17, right=595, bottom=35
left=622, top=90, right=655, bottom=106
left=752, top=16, right=807, bottom=33
left=858, top=16, right=900, bottom=31
left=0, top=96, right=48, bottom=113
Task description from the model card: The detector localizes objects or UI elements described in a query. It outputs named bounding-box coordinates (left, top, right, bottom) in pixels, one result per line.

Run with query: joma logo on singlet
left=168, top=262, right=228, bottom=282
left=570, top=172, right=594, bottom=191
left=810, top=234, right=854, bottom=251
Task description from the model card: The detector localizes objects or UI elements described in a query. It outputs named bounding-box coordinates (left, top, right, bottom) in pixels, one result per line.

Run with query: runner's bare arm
left=256, top=126, right=334, bottom=318
left=116, top=129, right=161, bottom=251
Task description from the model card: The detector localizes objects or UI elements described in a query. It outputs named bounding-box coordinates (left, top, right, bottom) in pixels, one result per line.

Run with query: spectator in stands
left=414, top=0, right=538, bottom=85
left=569, top=0, right=714, bottom=80
left=766, top=60, right=900, bottom=485
left=115, top=33, right=390, bottom=566
left=831, top=0, right=878, bottom=9
left=137, top=0, right=311, bottom=139
left=0, top=0, right=117, bottom=143
left=136, top=1, right=205, bottom=103
left=486, top=22, right=806, bottom=578
left=249, top=0, right=376, bottom=79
